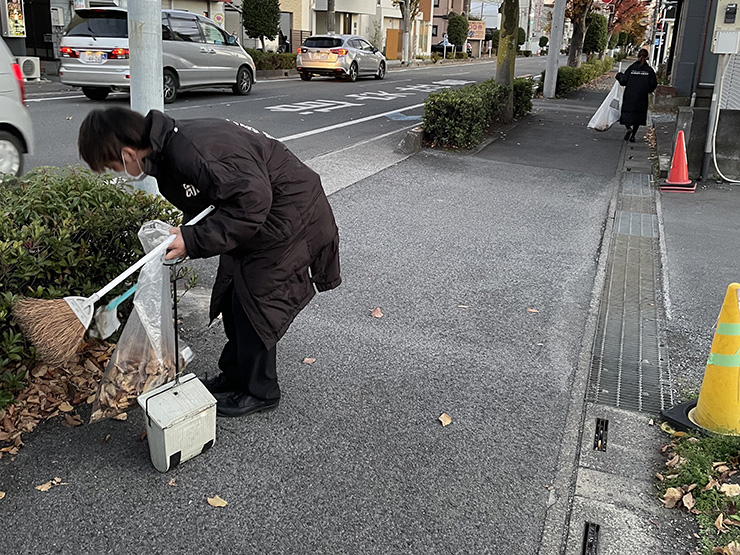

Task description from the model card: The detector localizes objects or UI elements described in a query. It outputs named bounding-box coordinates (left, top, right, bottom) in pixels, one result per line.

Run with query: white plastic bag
left=89, top=221, right=177, bottom=423
left=588, top=81, right=624, bottom=132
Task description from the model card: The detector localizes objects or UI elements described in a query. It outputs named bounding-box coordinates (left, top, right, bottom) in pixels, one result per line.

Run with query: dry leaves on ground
left=0, top=491, right=5, bottom=500
left=526, top=308, right=539, bottom=313
left=35, top=477, right=68, bottom=492
left=720, top=484, right=740, bottom=497
left=0, top=341, right=114, bottom=458
left=207, top=495, right=228, bottom=507
left=370, top=307, right=383, bottom=318
left=714, top=541, right=740, bottom=555
left=302, top=357, right=316, bottom=365
left=439, top=413, right=452, bottom=427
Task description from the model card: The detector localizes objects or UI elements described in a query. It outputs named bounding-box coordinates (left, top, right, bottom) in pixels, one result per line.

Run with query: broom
left=12, top=206, right=214, bottom=365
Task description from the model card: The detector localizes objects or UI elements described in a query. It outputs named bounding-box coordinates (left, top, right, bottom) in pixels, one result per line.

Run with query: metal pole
left=543, top=0, right=566, bottom=98
left=128, top=0, right=163, bottom=194
left=525, top=0, right=531, bottom=50
left=701, top=54, right=727, bottom=181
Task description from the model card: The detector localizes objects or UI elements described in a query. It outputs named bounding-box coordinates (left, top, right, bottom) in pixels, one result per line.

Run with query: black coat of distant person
left=616, top=59, right=658, bottom=126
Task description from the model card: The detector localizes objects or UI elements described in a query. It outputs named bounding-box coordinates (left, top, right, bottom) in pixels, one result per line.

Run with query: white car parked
left=59, top=8, right=257, bottom=103
left=0, top=38, right=34, bottom=176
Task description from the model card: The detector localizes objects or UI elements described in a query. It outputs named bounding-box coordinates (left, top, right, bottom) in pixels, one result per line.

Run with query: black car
left=431, top=39, right=472, bottom=56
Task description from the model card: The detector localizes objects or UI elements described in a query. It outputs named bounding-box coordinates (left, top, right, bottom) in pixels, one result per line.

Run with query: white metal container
left=137, top=373, right=217, bottom=473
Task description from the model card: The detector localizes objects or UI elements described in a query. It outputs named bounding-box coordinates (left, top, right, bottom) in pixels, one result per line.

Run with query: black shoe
left=624, top=130, right=631, bottom=141
left=216, top=392, right=280, bottom=417
left=201, top=373, right=239, bottom=395
left=629, top=134, right=636, bottom=143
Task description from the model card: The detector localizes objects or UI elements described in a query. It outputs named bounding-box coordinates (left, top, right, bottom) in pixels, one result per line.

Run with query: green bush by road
left=423, top=77, right=535, bottom=150
left=0, top=167, right=176, bottom=409
left=548, top=56, right=615, bottom=97
left=244, top=49, right=297, bottom=70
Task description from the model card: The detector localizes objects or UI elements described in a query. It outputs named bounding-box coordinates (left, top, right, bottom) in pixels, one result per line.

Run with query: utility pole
left=543, top=0, right=566, bottom=98
left=525, top=0, right=532, bottom=50
left=128, top=0, right=163, bottom=194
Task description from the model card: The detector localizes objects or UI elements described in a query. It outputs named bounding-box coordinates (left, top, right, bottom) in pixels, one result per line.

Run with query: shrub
left=0, top=167, right=177, bottom=409
left=513, top=78, right=534, bottom=117
left=584, top=13, right=608, bottom=55
left=423, top=79, right=507, bottom=150
left=539, top=36, right=549, bottom=48
left=521, top=50, right=532, bottom=57
left=244, top=48, right=297, bottom=70
left=431, top=52, right=442, bottom=63
left=549, top=56, right=615, bottom=96
left=447, top=14, right=469, bottom=50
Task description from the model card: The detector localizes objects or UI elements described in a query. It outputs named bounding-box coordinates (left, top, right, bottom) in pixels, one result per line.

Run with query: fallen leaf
left=62, top=414, right=82, bottom=427
left=663, top=487, right=683, bottom=508
left=207, top=495, right=228, bottom=507
left=673, top=431, right=688, bottom=438
left=103, top=434, right=111, bottom=443
left=526, top=308, right=539, bottom=313
left=439, top=413, right=452, bottom=427
left=112, top=413, right=128, bottom=421
left=371, top=307, right=383, bottom=318
left=703, top=478, right=720, bottom=492
left=457, top=305, right=469, bottom=309
left=648, top=419, right=654, bottom=426
left=716, top=513, right=728, bottom=532
left=666, top=455, right=685, bottom=469
left=721, top=484, right=740, bottom=497
left=168, top=478, right=177, bottom=487
left=686, top=483, right=698, bottom=492
left=302, top=357, right=316, bottom=365
left=682, top=492, right=695, bottom=510
left=35, top=482, right=53, bottom=492
left=655, top=472, right=664, bottom=481
left=713, top=461, right=728, bottom=468
left=660, top=422, right=677, bottom=435
left=58, top=401, right=74, bottom=412
left=139, top=431, right=147, bottom=442
left=0, top=491, right=5, bottom=500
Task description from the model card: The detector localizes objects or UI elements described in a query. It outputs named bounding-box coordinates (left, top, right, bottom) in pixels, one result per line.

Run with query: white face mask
left=120, top=150, right=147, bottom=181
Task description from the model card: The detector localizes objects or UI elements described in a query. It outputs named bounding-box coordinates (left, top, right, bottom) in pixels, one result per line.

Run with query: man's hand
left=165, top=227, right=187, bottom=260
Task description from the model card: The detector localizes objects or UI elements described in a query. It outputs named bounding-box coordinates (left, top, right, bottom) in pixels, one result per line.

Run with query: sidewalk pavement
left=0, top=75, right=706, bottom=554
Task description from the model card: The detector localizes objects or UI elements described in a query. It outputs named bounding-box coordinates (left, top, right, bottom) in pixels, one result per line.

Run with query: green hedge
left=546, top=56, right=614, bottom=96
left=245, top=49, right=297, bottom=70
left=423, top=77, right=534, bottom=150
left=0, top=167, right=177, bottom=408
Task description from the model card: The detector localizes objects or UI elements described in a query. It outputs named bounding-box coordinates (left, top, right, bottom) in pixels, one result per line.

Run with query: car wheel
left=374, top=61, right=386, bottom=80
left=0, top=131, right=23, bottom=176
left=346, top=62, right=358, bottom=82
left=232, top=66, right=253, bottom=95
left=299, top=72, right=312, bottom=81
left=163, top=69, right=178, bottom=104
left=82, top=86, right=110, bottom=101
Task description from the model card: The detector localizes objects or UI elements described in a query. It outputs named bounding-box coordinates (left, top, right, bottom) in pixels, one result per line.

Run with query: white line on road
left=277, top=103, right=424, bottom=142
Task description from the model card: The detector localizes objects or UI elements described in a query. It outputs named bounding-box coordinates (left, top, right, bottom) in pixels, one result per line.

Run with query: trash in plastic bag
left=90, top=221, right=186, bottom=423
left=587, top=81, right=624, bottom=132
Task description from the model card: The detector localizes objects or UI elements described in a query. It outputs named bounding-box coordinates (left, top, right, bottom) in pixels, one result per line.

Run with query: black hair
left=638, top=48, right=649, bottom=59
left=78, top=107, right=150, bottom=172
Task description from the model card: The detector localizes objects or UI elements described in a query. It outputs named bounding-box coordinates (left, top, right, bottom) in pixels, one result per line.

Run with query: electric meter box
left=712, top=1, right=740, bottom=53
left=137, top=373, right=217, bottom=473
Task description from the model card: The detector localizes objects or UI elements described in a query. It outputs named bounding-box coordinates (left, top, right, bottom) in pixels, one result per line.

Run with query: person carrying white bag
left=588, top=80, right=625, bottom=132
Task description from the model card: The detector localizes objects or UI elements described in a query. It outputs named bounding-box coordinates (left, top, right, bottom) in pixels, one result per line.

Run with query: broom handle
left=90, top=205, right=215, bottom=303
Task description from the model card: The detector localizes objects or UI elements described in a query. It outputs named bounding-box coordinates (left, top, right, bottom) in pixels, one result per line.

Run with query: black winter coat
left=616, top=61, right=657, bottom=126
left=142, top=111, right=341, bottom=349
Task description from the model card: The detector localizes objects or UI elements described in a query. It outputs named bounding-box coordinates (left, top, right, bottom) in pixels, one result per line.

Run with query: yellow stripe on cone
left=689, top=283, right=740, bottom=435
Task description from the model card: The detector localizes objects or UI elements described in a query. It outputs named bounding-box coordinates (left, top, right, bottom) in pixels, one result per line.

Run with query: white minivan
left=0, top=38, right=34, bottom=176
left=59, top=8, right=256, bottom=103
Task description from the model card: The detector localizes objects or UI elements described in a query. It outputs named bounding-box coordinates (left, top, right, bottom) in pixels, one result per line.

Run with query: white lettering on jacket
left=183, top=183, right=199, bottom=197
left=225, top=119, right=277, bottom=140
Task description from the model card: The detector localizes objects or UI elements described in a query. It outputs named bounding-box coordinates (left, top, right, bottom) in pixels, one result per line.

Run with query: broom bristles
left=12, top=297, right=86, bottom=366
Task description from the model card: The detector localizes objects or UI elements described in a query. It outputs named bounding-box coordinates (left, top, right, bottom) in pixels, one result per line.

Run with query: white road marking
left=276, top=103, right=424, bottom=142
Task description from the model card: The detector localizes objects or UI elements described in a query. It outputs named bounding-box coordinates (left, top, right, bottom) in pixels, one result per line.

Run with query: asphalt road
left=24, top=57, right=553, bottom=170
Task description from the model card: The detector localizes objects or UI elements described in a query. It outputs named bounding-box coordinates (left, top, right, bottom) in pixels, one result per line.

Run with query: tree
left=517, top=27, right=526, bottom=50
left=447, top=14, right=469, bottom=48
left=490, top=28, right=500, bottom=53
left=583, top=13, right=607, bottom=55
left=539, top=35, right=549, bottom=48
left=565, top=0, right=594, bottom=67
left=392, top=0, right=422, bottom=64
left=241, top=0, right=280, bottom=52
left=608, top=0, right=647, bottom=35
left=495, top=0, right=518, bottom=123
left=607, top=32, right=618, bottom=49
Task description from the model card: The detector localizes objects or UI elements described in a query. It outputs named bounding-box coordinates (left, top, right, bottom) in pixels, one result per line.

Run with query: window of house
left=434, top=0, right=439, bottom=6
left=432, top=25, right=438, bottom=37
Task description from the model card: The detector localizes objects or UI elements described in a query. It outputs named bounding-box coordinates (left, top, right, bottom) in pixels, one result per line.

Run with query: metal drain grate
left=582, top=522, right=600, bottom=555
left=587, top=173, right=671, bottom=413
left=594, top=418, right=608, bottom=451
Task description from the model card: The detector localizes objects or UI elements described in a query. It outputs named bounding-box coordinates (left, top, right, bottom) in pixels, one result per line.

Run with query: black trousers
left=218, top=287, right=280, bottom=400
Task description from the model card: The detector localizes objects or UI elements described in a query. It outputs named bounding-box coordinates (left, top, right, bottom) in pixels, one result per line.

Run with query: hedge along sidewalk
left=539, top=56, right=616, bottom=97
left=422, top=77, right=535, bottom=150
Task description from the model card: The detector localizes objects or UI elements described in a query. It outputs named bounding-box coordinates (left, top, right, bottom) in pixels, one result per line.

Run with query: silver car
left=296, top=34, right=386, bottom=82
left=0, top=38, right=34, bottom=176
left=59, top=8, right=256, bottom=103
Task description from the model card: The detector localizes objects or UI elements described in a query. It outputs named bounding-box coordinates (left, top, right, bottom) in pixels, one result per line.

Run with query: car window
left=358, top=39, right=374, bottom=51
left=303, top=37, right=343, bottom=48
left=65, top=12, right=128, bottom=38
left=347, top=39, right=360, bottom=49
left=169, top=17, right=203, bottom=43
left=200, top=21, right=228, bottom=45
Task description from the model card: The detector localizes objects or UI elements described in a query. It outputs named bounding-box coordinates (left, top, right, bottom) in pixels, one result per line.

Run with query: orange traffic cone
left=660, top=130, right=696, bottom=193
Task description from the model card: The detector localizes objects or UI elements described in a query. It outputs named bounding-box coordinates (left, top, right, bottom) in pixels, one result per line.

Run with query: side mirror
left=227, top=35, right=237, bottom=46
left=372, top=47, right=379, bottom=53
